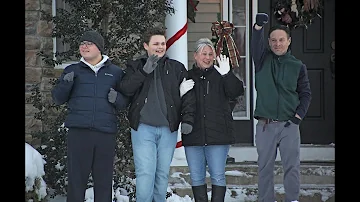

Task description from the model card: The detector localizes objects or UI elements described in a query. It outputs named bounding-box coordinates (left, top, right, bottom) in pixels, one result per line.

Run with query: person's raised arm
left=251, top=13, right=269, bottom=73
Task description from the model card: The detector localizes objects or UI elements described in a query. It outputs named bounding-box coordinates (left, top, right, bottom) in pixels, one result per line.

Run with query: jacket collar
left=192, top=63, right=215, bottom=76
left=79, top=56, right=112, bottom=68
left=272, top=49, right=292, bottom=60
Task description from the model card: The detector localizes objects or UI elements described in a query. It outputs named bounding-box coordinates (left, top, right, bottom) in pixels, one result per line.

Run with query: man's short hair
left=268, top=24, right=291, bottom=38
left=143, top=26, right=166, bottom=44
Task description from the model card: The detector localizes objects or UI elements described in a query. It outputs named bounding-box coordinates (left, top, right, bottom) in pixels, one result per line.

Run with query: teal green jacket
left=251, top=26, right=312, bottom=121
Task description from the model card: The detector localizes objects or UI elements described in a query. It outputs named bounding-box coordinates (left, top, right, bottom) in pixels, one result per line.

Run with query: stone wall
left=25, top=0, right=62, bottom=143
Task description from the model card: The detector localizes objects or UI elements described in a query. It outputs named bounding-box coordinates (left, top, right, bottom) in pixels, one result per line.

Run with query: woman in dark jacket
left=181, top=38, right=244, bottom=202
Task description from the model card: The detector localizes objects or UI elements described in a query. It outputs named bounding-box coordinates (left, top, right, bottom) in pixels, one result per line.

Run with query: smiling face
left=79, top=41, right=102, bottom=64
left=144, top=35, right=166, bottom=58
left=194, top=45, right=215, bottom=69
left=268, top=29, right=291, bottom=56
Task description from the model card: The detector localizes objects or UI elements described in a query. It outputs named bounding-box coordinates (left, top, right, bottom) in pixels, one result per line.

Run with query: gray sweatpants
left=255, top=120, right=300, bottom=202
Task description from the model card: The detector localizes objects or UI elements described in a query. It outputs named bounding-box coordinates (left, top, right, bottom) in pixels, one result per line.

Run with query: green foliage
left=187, top=0, right=199, bottom=23
left=113, top=108, right=136, bottom=200
left=38, top=0, right=175, bottom=67
left=26, top=80, right=70, bottom=198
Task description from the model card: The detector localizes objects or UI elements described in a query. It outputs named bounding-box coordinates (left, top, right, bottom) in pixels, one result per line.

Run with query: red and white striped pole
left=166, top=0, right=188, bottom=69
left=165, top=0, right=188, bottom=149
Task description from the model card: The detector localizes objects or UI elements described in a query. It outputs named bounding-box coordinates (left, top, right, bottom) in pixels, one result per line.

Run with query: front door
left=258, top=0, right=335, bottom=145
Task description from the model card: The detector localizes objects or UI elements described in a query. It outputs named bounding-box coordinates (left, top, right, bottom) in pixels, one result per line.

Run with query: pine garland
left=188, top=0, right=199, bottom=23
left=273, top=0, right=322, bottom=29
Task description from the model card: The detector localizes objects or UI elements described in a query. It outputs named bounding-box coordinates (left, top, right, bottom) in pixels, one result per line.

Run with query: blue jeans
left=184, top=145, right=230, bottom=186
left=131, top=123, right=178, bottom=202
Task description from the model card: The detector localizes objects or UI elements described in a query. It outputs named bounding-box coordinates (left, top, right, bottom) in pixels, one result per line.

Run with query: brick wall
left=25, top=0, right=62, bottom=143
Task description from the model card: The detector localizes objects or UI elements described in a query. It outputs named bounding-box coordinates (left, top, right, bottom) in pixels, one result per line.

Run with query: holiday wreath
left=274, top=0, right=322, bottom=29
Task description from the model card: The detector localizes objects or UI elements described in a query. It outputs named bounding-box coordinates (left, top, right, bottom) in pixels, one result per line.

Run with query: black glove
left=181, top=123, right=193, bottom=135
left=143, top=54, right=160, bottom=74
left=284, top=116, right=301, bottom=127
left=255, top=13, right=269, bottom=26
left=63, top=71, right=74, bottom=82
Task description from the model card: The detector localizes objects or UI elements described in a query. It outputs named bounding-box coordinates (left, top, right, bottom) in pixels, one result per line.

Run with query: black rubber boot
left=192, top=184, right=208, bottom=202
left=211, top=185, right=226, bottom=202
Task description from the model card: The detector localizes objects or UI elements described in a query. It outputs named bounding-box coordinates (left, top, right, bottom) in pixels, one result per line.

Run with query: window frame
left=52, top=0, right=78, bottom=69
left=222, top=0, right=251, bottom=120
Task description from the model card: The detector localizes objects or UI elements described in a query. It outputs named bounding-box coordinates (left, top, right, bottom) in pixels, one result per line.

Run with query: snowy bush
left=25, top=143, right=47, bottom=202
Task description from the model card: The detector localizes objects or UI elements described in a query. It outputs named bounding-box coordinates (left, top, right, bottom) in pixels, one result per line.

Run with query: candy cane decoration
left=165, top=0, right=188, bottom=148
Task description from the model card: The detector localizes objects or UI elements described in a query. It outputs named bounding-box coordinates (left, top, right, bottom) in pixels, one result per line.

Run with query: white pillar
left=165, top=0, right=188, bottom=69
left=165, top=0, right=188, bottom=166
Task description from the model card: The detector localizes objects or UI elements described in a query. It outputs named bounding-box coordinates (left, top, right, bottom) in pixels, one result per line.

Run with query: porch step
left=168, top=184, right=335, bottom=202
left=168, top=162, right=335, bottom=201
left=169, top=162, right=334, bottom=186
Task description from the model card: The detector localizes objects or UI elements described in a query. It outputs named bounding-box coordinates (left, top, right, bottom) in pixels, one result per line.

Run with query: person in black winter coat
left=51, top=30, right=128, bottom=202
left=118, top=26, right=196, bottom=202
left=180, top=38, right=244, bottom=202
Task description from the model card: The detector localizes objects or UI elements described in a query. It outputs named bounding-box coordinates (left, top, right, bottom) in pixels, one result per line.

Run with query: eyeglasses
left=80, top=41, right=94, bottom=46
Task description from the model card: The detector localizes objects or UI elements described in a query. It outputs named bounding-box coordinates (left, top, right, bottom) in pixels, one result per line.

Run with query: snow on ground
left=26, top=142, right=334, bottom=202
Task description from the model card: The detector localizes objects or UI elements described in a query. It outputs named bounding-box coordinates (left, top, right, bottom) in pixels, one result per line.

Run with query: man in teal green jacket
left=251, top=13, right=312, bottom=202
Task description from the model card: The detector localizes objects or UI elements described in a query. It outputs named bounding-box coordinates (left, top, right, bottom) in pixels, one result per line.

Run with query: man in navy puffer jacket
left=51, top=30, right=128, bottom=202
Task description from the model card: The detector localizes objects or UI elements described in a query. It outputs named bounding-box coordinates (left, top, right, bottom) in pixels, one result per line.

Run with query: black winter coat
left=119, top=56, right=196, bottom=132
left=181, top=65, right=244, bottom=146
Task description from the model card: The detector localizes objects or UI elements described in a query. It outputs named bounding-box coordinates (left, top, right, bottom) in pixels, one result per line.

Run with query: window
left=52, top=0, right=77, bottom=69
left=223, top=0, right=251, bottom=120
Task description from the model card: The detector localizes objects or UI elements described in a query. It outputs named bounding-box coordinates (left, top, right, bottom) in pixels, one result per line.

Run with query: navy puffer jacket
left=51, top=59, right=128, bottom=134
